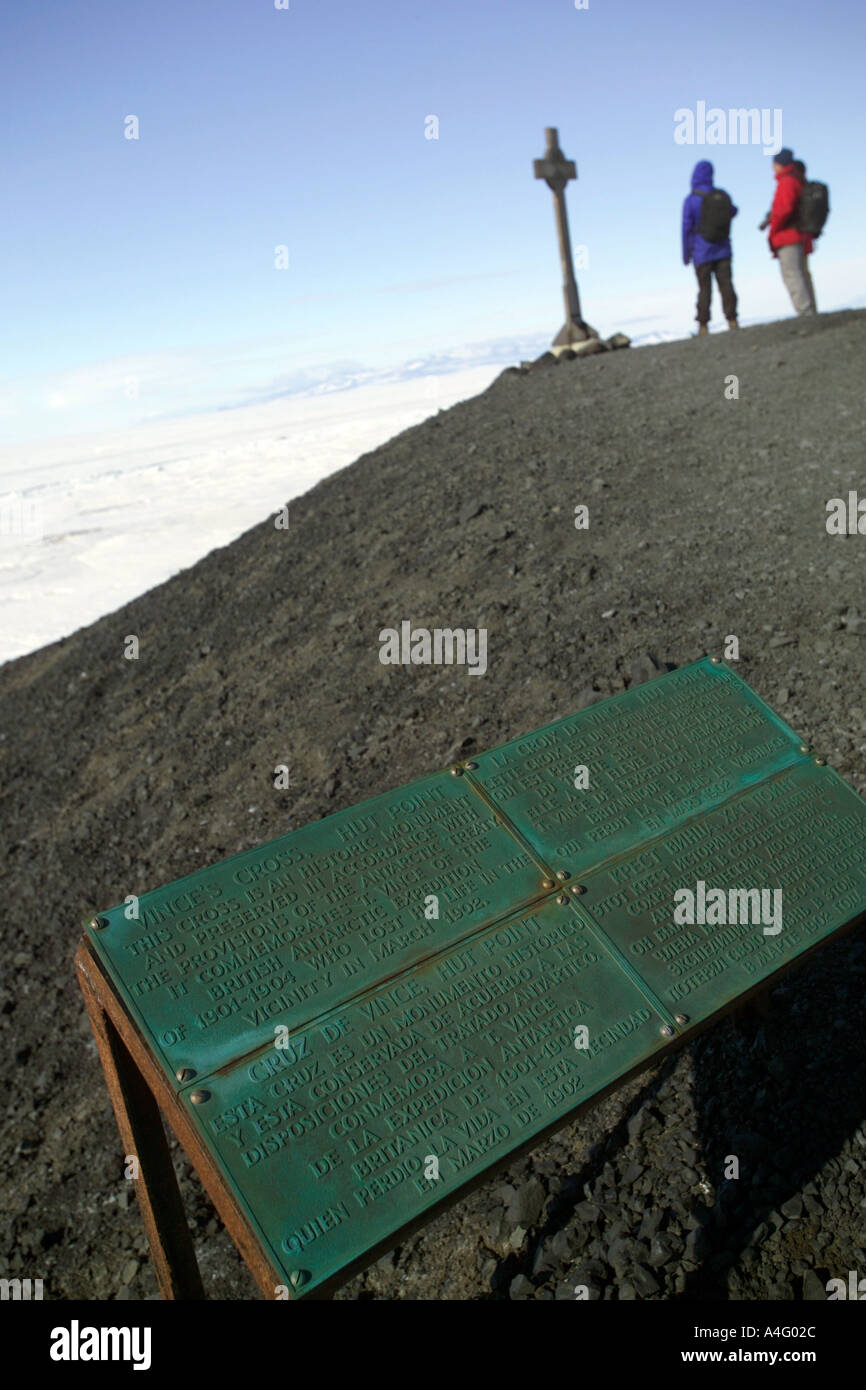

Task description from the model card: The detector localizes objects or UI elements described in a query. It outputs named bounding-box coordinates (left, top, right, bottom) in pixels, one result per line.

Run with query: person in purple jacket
left=682, top=159, right=739, bottom=335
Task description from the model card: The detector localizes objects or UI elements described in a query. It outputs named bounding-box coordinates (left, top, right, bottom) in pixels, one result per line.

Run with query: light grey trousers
left=777, top=243, right=816, bottom=315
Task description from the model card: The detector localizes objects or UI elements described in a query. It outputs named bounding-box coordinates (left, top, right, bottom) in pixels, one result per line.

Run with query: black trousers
left=695, top=257, right=738, bottom=324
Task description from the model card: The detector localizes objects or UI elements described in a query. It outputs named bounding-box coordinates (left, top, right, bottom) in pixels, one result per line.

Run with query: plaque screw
left=570, top=884, right=586, bottom=895
left=189, top=1089, right=211, bottom=1105
left=176, top=1068, right=196, bottom=1083
left=814, top=757, right=826, bottom=766
left=464, top=761, right=478, bottom=770
left=660, top=1025, right=674, bottom=1038
left=710, top=656, right=721, bottom=664
left=89, top=915, right=108, bottom=930
left=799, top=744, right=810, bottom=754
left=674, top=1013, right=689, bottom=1025
left=557, top=894, right=568, bottom=905
left=450, top=766, right=463, bottom=777
left=288, top=1269, right=310, bottom=1289
left=542, top=879, right=555, bottom=890
left=555, top=869, right=569, bottom=880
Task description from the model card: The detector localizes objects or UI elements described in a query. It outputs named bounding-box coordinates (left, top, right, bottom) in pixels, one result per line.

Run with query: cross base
left=551, top=319, right=597, bottom=356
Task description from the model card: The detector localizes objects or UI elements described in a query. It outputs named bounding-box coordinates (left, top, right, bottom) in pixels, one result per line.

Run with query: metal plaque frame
left=76, top=658, right=866, bottom=1299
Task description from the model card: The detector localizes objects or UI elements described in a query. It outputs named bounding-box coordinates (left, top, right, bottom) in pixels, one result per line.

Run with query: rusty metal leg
left=77, top=952, right=205, bottom=1300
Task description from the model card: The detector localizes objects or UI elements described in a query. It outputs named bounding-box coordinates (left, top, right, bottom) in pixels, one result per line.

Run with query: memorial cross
left=533, top=126, right=590, bottom=349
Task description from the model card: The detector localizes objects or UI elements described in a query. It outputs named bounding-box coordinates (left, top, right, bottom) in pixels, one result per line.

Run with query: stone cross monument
left=534, top=127, right=592, bottom=353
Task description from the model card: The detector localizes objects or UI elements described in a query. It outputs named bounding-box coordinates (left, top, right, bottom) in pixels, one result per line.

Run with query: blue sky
left=3, top=0, right=865, bottom=444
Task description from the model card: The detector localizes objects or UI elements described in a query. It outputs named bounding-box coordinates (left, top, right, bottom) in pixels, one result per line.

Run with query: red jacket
left=769, top=164, right=812, bottom=254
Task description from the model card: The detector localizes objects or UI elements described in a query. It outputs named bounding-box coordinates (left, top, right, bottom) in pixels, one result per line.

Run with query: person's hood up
left=691, top=159, right=714, bottom=190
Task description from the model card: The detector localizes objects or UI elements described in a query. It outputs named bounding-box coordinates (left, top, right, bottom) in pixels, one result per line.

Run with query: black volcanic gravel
left=1, top=308, right=864, bottom=1301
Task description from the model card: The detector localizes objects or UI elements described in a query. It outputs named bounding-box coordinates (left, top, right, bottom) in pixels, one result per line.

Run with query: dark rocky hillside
left=1, top=309, right=864, bottom=1300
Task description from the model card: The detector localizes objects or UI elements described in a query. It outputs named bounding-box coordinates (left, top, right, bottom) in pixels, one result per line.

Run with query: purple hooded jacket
left=682, top=159, right=738, bottom=266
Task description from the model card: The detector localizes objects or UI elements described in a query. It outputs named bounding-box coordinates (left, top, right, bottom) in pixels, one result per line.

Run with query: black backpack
left=797, top=180, right=830, bottom=237
left=697, top=188, right=734, bottom=243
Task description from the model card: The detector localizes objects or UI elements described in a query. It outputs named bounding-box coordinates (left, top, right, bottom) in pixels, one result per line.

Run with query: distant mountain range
left=223, top=328, right=681, bottom=411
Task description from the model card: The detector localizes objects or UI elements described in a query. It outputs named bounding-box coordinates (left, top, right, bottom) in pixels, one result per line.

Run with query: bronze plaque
left=181, top=896, right=671, bottom=1297
left=84, top=658, right=866, bottom=1296
left=575, top=759, right=866, bottom=1022
left=86, top=770, right=549, bottom=1082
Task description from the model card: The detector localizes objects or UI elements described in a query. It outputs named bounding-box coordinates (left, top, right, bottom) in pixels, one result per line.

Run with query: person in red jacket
left=760, top=157, right=817, bottom=309
left=767, top=148, right=815, bottom=316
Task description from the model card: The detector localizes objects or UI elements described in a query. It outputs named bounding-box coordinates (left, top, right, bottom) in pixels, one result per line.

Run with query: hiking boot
left=727, top=319, right=739, bottom=330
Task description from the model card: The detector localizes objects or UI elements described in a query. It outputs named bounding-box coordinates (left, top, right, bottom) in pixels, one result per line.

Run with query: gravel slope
left=1, top=308, right=864, bottom=1301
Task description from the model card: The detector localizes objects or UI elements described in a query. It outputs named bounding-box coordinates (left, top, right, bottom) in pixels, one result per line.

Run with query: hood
left=691, top=159, right=714, bottom=190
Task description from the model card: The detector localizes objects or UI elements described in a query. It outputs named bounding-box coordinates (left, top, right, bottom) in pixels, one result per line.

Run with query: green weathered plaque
left=85, top=657, right=866, bottom=1297
left=465, top=659, right=806, bottom=879
left=87, top=769, right=550, bottom=1082
left=574, top=758, right=866, bottom=1023
left=184, top=896, right=671, bottom=1296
